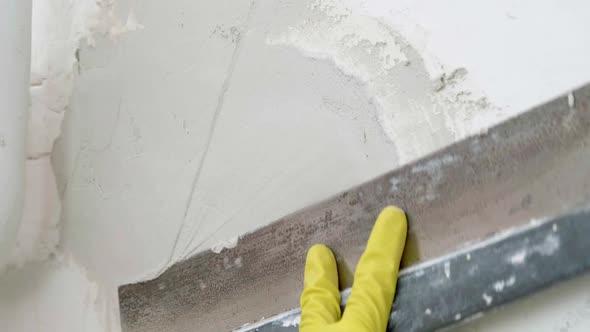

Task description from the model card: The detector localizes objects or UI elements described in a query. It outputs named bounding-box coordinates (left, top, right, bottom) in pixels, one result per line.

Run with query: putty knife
left=235, top=207, right=590, bottom=331
left=119, top=83, right=590, bottom=331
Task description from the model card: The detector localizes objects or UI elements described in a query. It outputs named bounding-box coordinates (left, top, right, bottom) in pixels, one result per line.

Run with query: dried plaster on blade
left=507, top=228, right=561, bottom=267
left=388, top=153, right=460, bottom=202
left=397, top=214, right=560, bottom=278
left=210, top=236, right=239, bottom=254
left=267, top=0, right=498, bottom=164
left=410, top=153, right=459, bottom=202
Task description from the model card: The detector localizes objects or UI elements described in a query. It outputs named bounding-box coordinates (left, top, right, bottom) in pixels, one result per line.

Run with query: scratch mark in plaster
left=179, top=192, right=264, bottom=261
left=60, top=147, right=83, bottom=200
left=27, top=152, right=52, bottom=160
left=181, top=188, right=259, bottom=262
left=45, top=103, right=69, bottom=114
left=162, top=0, right=258, bottom=273
left=86, top=2, right=145, bottom=46
left=180, top=209, right=243, bottom=261
left=182, top=157, right=308, bottom=259
left=506, top=233, right=560, bottom=267
left=281, top=315, right=301, bottom=327
left=179, top=155, right=299, bottom=260
left=95, top=183, right=109, bottom=200
left=124, top=153, right=144, bottom=161
left=87, top=99, right=123, bottom=153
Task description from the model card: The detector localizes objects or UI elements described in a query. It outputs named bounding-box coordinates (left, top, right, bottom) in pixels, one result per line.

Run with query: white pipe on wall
left=0, top=0, right=31, bottom=265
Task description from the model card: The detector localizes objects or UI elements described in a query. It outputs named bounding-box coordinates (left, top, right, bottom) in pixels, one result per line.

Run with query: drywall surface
left=1, top=0, right=590, bottom=331
left=0, top=0, right=31, bottom=266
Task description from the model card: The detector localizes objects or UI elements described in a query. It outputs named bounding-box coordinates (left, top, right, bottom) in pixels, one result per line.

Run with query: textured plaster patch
left=267, top=0, right=458, bottom=163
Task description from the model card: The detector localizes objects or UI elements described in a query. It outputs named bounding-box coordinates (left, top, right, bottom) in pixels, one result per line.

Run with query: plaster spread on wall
left=48, top=0, right=501, bottom=290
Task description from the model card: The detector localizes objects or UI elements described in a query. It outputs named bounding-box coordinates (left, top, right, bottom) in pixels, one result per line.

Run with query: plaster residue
left=267, top=0, right=453, bottom=163
left=411, top=154, right=459, bottom=201
left=389, top=176, right=401, bottom=192
left=267, top=0, right=499, bottom=164
left=211, top=236, right=239, bottom=254
left=509, top=250, right=527, bottom=265
left=280, top=315, right=301, bottom=327
left=1, top=0, right=145, bottom=329
left=493, top=275, right=516, bottom=293
left=431, top=68, right=504, bottom=139
left=507, top=233, right=561, bottom=266
left=444, top=261, right=451, bottom=279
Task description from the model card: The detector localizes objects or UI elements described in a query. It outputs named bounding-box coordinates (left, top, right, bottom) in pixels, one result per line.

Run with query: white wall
left=1, top=0, right=590, bottom=331
left=0, top=0, right=30, bottom=267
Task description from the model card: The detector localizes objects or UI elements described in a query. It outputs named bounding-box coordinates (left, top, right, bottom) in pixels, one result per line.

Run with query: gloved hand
left=300, top=206, right=408, bottom=332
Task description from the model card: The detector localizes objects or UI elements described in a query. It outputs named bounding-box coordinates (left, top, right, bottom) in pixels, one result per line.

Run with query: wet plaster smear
left=2, top=0, right=590, bottom=331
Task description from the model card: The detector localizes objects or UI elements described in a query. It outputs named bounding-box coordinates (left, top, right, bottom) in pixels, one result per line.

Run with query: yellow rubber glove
left=300, top=206, right=408, bottom=332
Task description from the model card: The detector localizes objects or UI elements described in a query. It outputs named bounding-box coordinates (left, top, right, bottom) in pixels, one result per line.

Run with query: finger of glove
left=342, top=206, right=408, bottom=331
left=300, top=244, right=342, bottom=328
